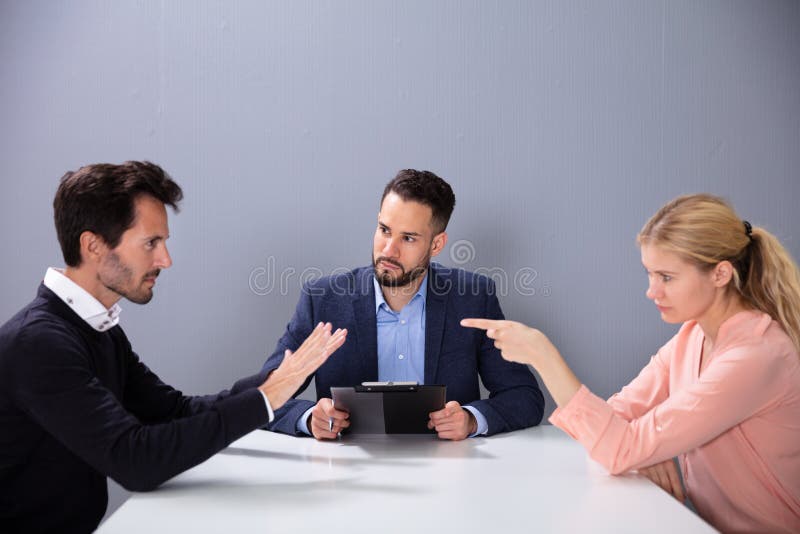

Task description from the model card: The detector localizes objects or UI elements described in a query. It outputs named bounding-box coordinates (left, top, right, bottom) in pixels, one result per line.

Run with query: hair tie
left=743, top=220, right=753, bottom=238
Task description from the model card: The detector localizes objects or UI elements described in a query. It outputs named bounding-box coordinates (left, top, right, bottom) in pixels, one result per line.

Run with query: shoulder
left=428, top=263, right=498, bottom=297
left=301, top=266, right=373, bottom=298
left=0, top=301, right=88, bottom=383
left=719, top=311, right=798, bottom=362
left=1, top=297, right=78, bottom=351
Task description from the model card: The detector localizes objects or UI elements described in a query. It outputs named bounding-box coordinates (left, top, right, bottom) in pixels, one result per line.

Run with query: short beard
left=100, top=251, right=156, bottom=305
left=373, top=252, right=430, bottom=288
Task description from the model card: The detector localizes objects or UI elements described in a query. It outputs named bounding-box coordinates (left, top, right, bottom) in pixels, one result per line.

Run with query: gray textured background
left=2, top=0, right=798, bottom=521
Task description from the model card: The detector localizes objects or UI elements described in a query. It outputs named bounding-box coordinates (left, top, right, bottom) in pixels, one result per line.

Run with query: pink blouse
left=550, top=310, right=800, bottom=533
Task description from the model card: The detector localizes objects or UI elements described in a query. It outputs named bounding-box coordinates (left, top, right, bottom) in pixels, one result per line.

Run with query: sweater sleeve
left=549, top=337, right=789, bottom=475
left=9, top=322, right=269, bottom=491
left=122, top=344, right=269, bottom=423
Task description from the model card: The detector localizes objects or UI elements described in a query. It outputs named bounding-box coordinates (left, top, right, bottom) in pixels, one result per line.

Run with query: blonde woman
left=464, top=194, right=800, bottom=533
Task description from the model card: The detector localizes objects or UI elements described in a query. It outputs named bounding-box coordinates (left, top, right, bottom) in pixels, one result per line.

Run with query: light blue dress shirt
left=297, top=274, right=487, bottom=436
left=374, top=274, right=427, bottom=383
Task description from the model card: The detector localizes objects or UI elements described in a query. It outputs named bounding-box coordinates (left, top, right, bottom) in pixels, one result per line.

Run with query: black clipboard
left=331, top=383, right=446, bottom=434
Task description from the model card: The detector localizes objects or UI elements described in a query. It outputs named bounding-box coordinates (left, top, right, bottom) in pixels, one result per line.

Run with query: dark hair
left=381, top=169, right=455, bottom=233
left=53, top=161, right=183, bottom=266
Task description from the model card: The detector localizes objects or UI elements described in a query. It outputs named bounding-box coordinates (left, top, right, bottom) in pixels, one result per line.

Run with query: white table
left=99, top=426, right=714, bottom=533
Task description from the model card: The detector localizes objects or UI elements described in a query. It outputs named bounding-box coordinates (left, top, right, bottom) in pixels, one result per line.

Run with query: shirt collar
left=43, top=267, right=122, bottom=332
left=373, top=273, right=428, bottom=315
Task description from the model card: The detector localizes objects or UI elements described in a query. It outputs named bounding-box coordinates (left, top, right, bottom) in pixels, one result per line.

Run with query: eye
left=379, top=226, right=389, bottom=235
left=661, top=274, right=672, bottom=283
left=403, top=235, right=416, bottom=243
left=145, top=239, right=157, bottom=250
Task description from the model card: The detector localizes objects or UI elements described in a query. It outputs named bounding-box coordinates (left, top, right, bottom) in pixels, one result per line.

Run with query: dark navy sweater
left=0, top=285, right=269, bottom=533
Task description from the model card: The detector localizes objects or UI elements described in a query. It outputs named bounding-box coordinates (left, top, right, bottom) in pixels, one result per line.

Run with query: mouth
left=143, top=271, right=160, bottom=285
left=378, top=259, right=402, bottom=272
left=656, top=305, right=670, bottom=313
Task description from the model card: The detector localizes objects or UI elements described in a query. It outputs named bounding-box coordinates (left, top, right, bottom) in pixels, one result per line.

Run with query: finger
left=296, top=330, right=334, bottom=366
left=430, top=414, right=454, bottom=426
left=318, top=398, right=349, bottom=420
left=460, top=318, right=506, bottom=330
left=311, top=426, right=338, bottom=440
left=639, top=466, right=653, bottom=483
left=310, top=414, right=340, bottom=439
left=429, top=409, right=458, bottom=424
left=326, top=419, right=350, bottom=434
left=654, top=465, right=670, bottom=493
left=432, top=419, right=461, bottom=433
left=312, top=327, right=348, bottom=360
left=436, top=427, right=467, bottom=441
left=648, top=464, right=664, bottom=488
left=323, top=406, right=350, bottom=420
left=666, top=462, right=685, bottom=502
left=428, top=407, right=446, bottom=420
left=299, top=322, right=328, bottom=350
left=333, top=418, right=350, bottom=430
left=323, top=328, right=348, bottom=354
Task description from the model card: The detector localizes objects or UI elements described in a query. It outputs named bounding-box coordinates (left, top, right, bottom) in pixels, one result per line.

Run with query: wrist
left=465, top=409, right=477, bottom=436
left=306, top=413, right=313, bottom=434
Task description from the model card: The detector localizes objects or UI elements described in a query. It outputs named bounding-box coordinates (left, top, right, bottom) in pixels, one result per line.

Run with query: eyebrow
left=378, top=221, right=422, bottom=237
left=141, top=234, right=169, bottom=242
left=643, top=267, right=679, bottom=275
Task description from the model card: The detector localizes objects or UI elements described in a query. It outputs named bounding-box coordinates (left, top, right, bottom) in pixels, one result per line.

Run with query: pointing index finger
left=461, top=318, right=503, bottom=330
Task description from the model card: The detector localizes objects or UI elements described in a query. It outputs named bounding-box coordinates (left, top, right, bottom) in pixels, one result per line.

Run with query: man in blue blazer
left=262, top=170, right=544, bottom=440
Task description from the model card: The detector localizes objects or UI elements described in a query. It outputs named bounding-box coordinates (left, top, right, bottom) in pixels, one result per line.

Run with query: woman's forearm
left=533, top=351, right=582, bottom=407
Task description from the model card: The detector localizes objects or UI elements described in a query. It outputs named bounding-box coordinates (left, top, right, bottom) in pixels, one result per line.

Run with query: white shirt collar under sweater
left=43, top=267, right=122, bottom=332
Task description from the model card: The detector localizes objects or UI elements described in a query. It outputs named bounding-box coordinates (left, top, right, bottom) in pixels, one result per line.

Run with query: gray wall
left=2, top=0, right=799, bottom=521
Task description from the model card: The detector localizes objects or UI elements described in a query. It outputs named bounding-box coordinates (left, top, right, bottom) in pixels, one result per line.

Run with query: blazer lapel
left=352, top=268, right=379, bottom=382
left=424, top=265, right=448, bottom=384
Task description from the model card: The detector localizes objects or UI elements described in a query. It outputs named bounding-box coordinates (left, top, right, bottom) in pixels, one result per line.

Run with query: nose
left=382, top=237, right=400, bottom=258
left=156, top=243, right=173, bottom=269
left=645, top=279, right=660, bottom=301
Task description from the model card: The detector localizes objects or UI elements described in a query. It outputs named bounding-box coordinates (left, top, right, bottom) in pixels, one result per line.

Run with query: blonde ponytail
left=743, top=228, right=800, bottom=352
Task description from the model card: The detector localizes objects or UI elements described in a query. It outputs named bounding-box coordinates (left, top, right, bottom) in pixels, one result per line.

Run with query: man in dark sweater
left=0, top=161, right=347, bottom=533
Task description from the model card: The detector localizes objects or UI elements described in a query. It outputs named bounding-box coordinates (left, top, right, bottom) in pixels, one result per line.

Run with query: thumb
left=445, top=400, right=460, bottom=414
left=284, top=349, right=293, bottom=359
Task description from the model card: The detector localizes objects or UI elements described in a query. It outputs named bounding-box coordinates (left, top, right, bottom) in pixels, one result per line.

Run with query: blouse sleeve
left=605, top=334, right=675, bottom=421
left=549, top=336, right=789, bottom=475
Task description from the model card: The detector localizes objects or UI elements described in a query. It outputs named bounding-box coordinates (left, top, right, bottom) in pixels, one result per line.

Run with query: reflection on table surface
left=99, top=425, right=714, bottom=534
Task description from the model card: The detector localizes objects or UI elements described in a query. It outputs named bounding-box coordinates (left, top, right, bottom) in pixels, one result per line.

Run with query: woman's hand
left=460, top=318, right=559, bottom=368
left=639, top=459, right=685, bottom=503
left=461, top=318, right=580, bottom=407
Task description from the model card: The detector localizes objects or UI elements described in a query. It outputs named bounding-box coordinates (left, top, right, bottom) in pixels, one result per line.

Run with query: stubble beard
left=100, top=251, right=157, bottom=305
left=373, top=251, right=431, bottom=289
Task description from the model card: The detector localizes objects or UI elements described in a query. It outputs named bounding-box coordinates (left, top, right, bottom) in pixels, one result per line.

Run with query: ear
left=78, top=231, right=107, bottom=265
left=430, top=231, right=448, bottom=258
left=712, top=260, right=734, bottom=288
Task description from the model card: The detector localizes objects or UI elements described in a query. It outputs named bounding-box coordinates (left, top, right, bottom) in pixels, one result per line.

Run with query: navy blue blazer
left=262, top=263, right=544, bottom=435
